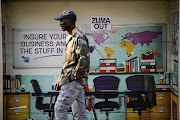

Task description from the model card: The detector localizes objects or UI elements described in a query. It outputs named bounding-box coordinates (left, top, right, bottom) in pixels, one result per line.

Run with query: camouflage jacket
left=57, top=27, right=90, bottom=87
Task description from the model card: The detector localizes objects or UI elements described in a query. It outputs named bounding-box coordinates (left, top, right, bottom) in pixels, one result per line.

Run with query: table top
left=31, top=91, right=151, bottom=96
left=31, top=89, right=172, bottom=97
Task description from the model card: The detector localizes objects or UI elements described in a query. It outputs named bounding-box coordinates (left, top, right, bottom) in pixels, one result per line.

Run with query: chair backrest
left=93, top=76, right=120, bottom=99
left=126, top=75, right=145, bottom=91
left=126, top=75, right=157, bottom=107
left=30, top=79, right=42, bottom=93
left=30, top=79, right=43, bottom=110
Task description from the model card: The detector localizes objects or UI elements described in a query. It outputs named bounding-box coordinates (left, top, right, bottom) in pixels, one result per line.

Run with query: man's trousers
left=54, top=81, right=89, bottom=120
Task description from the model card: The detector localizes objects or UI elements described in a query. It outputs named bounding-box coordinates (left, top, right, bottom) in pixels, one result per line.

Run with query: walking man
left=54, top=10, right=90, bottom=120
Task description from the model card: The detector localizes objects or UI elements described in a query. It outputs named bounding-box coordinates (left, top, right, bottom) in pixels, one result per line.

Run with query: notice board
left=13, top=28, right=68, bottom=68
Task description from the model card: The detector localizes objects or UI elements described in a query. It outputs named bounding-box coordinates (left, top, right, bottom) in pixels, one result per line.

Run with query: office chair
left=92, top=76, right=121, bottom=120
left=126, top=75, right=157, bottom=120
left=30, top=79, right=55, bottom=120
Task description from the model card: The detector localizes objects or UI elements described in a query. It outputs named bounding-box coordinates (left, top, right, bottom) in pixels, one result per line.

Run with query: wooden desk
left=32, top=91, right=145, bottom=120
left=126, top=90, right=171, bottom=120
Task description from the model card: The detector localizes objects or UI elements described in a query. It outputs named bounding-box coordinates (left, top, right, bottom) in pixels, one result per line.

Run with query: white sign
left=91, top=16, right=111, bottom=31
left=13, top=29, right=68, bottom=68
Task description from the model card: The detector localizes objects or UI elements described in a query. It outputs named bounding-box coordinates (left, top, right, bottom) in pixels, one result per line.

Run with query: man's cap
left=54, top=10, right=76, bottom=21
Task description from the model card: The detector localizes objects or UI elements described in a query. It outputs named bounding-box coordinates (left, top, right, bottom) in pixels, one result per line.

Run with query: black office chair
left=92, top=76, right=121, bottom=120
left=30, top=80, right=55, bottom=120
left=126, top=75, right=157, bottom=120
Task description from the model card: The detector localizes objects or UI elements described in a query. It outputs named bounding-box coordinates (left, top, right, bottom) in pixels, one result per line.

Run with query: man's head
left=55, top=10, right=76, bottom=32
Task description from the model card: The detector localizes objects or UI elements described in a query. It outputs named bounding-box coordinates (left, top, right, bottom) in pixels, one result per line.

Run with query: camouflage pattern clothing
left=57, top=27, right=90, bottom=88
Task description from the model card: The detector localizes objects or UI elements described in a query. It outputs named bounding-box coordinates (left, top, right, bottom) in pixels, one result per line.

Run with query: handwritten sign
left=13, top=29, right=68, bottom=68
left=91, top=16, right=111, bottom=31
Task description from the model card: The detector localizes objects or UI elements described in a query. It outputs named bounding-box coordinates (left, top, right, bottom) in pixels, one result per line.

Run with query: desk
left=32, top=91, right=146, bottom=120
left=32, top=91, right=150, bottom=114
left=32, top=91, right=139, bottom=108
left=126, top=90, right=171, bottom=120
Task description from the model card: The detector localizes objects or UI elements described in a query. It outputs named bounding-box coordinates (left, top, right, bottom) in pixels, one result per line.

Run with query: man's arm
left=70, top=37, right=90, bottom=81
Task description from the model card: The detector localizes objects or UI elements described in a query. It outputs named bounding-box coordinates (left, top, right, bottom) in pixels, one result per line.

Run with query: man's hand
left=55, top=81, right=60, bottom=91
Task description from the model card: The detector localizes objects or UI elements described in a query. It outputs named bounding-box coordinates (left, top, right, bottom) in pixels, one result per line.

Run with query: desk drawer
left=150, top=117, right=170, bottom=120
left=7, top=108, right=29, bottom=120
left=150, top=113, right=170, bottom=120
left=7, top=108, right=29, bottom=115
left=7, top=94, right=29, bottom=108
left=150, top=105, right=170, bottom=119
left=7, top=114, right=29, bottom=120
left=156, top=92, right=171, bottom=105
left=150, top=105, right=171, bottom=112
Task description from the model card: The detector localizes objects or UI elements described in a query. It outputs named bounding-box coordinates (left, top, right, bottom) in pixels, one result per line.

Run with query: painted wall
left=3, top=0, right=170, bottom=75
left=2, top=0, right=171, bottom=120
